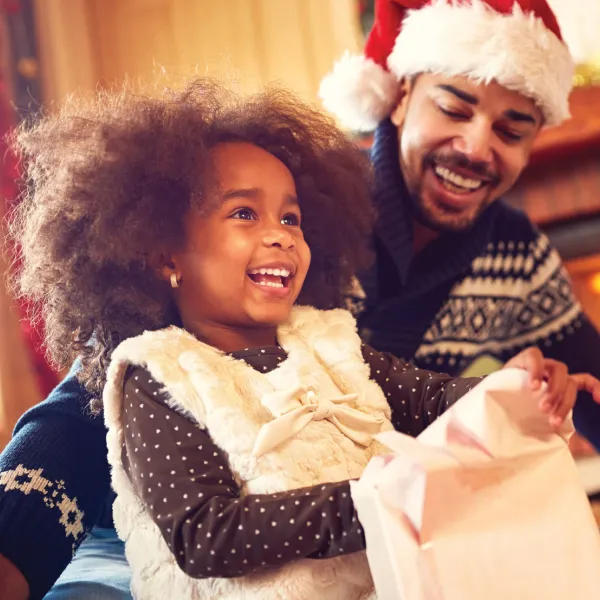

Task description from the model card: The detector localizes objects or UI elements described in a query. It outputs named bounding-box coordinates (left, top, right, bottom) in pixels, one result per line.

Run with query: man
left=1, top=1, right=599, bottom=599
left=320, top=0, right=600, bottom=445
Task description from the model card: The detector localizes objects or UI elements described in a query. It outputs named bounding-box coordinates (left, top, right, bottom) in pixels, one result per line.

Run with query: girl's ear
left=149, top=250, right=180, bottom=286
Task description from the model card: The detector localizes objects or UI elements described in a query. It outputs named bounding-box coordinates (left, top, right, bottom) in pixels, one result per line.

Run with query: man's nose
left=452, top=121, right=494, bottom=166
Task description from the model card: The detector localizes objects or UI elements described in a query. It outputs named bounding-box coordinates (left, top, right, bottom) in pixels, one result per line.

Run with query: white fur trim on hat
left=318, top=53, right=399, bottom=132
left=388, top=0, right=574, bottom=126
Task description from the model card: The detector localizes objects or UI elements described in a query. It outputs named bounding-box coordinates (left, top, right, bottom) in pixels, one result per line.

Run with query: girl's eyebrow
left=284, top=194, right=300, bottom=207
left=221, top=187, right=261, bottom=201
left=221, top=188, right=299, bottom=206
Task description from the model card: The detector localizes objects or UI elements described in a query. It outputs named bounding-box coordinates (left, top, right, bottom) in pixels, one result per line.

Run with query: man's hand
left=504, top=347, right=600, bottom=428
left=0, top=554, right=29, bottom=600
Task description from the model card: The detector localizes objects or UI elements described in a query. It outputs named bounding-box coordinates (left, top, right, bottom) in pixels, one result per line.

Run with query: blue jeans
left=44, top=528, right=132, bottom=600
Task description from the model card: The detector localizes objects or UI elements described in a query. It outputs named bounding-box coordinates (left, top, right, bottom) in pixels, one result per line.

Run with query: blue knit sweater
left=1, top=119, right=600, bottom=598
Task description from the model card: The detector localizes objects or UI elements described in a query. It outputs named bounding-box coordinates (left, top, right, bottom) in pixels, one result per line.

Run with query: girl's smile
left=247, top=262, right=296, bottom=296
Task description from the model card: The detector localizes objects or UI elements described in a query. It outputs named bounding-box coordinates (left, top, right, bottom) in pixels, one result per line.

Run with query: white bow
left=252, top=385, right=384, bottom=458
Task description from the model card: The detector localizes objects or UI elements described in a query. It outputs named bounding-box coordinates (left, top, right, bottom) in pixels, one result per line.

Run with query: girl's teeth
left=250, top=267, right=291, bottom=277
left=258, top=280, right=284, bottom=288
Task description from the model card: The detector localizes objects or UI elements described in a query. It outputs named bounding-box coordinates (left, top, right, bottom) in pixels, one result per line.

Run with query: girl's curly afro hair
left=7, top=78, right=375, bottom=401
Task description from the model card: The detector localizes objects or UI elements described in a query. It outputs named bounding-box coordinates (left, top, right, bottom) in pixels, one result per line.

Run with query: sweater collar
left=369, top=119, right=500, bottom=294
left=370, top=119, right=414, bottom=284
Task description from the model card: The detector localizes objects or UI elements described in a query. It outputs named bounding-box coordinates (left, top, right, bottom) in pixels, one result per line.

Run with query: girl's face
left=168, top=142, right=311, bottom=347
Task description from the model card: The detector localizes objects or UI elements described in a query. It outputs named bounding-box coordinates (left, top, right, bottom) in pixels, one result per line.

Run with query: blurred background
left=0, top=0, right=599, bottom=474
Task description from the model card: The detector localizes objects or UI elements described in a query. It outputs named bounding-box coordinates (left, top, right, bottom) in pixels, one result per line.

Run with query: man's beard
left=405, top=150, right=500, bottom=233
left=407, top=186, right=488, bottom=233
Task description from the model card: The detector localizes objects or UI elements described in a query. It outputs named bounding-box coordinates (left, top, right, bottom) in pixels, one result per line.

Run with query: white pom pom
left=319, top=53, right=398, bottom=132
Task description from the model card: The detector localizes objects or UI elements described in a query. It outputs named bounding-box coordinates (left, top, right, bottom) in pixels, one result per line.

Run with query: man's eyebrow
left=436, top=84, right=478, bottom=105
left=503, top=109, right=537, bottom=125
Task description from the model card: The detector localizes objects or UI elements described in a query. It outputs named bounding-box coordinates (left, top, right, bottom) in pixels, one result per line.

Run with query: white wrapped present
left=351, top=369, right=600, bottom=600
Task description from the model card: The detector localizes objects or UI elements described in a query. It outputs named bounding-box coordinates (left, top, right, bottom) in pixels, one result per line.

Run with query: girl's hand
left=503, top=347, right=600, bottom=428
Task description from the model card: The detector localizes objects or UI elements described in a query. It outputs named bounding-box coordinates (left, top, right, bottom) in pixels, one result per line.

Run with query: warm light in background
left=589, top=273, right=600, bottom=295
left=549, top=0, right=600, bottom=65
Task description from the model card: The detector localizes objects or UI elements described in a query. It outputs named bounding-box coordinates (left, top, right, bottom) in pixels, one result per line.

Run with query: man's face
left=392, top=73, right=543, bottom=232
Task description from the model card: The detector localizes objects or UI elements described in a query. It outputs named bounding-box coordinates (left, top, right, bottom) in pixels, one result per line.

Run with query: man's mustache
left=425, top=152, right=500, bottom=186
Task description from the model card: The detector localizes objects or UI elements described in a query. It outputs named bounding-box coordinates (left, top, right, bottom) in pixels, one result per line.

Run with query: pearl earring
left=170, top=273, right=180, bottom=289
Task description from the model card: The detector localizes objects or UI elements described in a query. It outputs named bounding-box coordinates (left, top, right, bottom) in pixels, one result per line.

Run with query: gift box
left=351, top=369, right=600, bottom=600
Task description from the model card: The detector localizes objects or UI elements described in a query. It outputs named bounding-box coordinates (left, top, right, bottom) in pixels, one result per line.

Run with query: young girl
left=9, top=79, right=597, bottom=600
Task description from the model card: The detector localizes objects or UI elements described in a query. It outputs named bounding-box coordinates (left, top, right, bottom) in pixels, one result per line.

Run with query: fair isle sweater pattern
left=349, top=231, right=582, bottom=373
left=0, top=464, right=85, bottom=553
left=418, top=233, right=581, bottom=369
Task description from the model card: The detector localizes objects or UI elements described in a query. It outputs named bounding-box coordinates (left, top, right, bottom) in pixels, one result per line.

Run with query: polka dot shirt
left=121, top=343, right=481, bottom=578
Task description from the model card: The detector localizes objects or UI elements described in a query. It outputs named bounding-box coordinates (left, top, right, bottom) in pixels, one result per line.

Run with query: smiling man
left=321, top=0, right=600, bottom=448
left=394, top=75, right=540, bottom=237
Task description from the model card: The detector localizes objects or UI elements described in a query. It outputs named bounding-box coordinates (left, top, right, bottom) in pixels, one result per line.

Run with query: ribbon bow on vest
left=253, top=385, right=385, bottom=458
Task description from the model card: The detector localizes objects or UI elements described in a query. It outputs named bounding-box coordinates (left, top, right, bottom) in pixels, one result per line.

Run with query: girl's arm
left=361, top=343, right=483, bottom=436
left=362, top=344, right=599, bottom=435
left=122, top=367, right=365, bottom=579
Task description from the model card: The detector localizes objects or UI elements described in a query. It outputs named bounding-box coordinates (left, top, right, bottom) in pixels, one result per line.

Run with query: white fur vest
left=103, top=306, right=391, bottom=599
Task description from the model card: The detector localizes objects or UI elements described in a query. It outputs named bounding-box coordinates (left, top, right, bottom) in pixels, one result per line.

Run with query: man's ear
left=390, top=77, right=415, bottom=128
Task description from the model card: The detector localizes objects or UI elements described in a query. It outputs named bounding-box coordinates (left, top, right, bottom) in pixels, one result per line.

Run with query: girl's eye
left=281, top=213, right=300, bottom=227
left=230, top=208, right=256, bottom=221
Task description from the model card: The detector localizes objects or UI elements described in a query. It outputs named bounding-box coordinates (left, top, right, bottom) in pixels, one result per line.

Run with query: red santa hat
left=319, top=0, right=575, bottom=131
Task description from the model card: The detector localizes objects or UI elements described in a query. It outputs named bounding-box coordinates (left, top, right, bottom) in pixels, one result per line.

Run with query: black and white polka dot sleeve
left=121, top=367, right=365, bottom=579
left=361, top=344, right=483, bottom=436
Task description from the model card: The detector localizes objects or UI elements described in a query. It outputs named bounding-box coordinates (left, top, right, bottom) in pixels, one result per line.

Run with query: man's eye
left=281, top=213, right=300, bottom=226
left=499, top=129, right=523, bottom=142
left=439, top=106, right=468, bottom=120
left=230, top=208, right=256, bottom=220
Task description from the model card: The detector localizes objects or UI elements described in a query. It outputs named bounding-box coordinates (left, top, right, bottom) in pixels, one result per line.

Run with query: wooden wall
left=34, top=0, right=363, bottom=106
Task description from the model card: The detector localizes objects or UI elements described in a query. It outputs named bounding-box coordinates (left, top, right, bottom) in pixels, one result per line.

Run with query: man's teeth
left=434, top=165, right=483, bottom=191
left=257, top=280, right=284, bottom=288
left=249, top=267, right=291, bottom=277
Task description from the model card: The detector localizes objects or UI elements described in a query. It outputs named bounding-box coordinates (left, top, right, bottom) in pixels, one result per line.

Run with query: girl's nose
left=262, top=226, right=294, bottom=250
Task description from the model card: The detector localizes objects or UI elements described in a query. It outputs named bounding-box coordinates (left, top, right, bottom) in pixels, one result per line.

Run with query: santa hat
left=319, top=0, right=575, bottom=131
